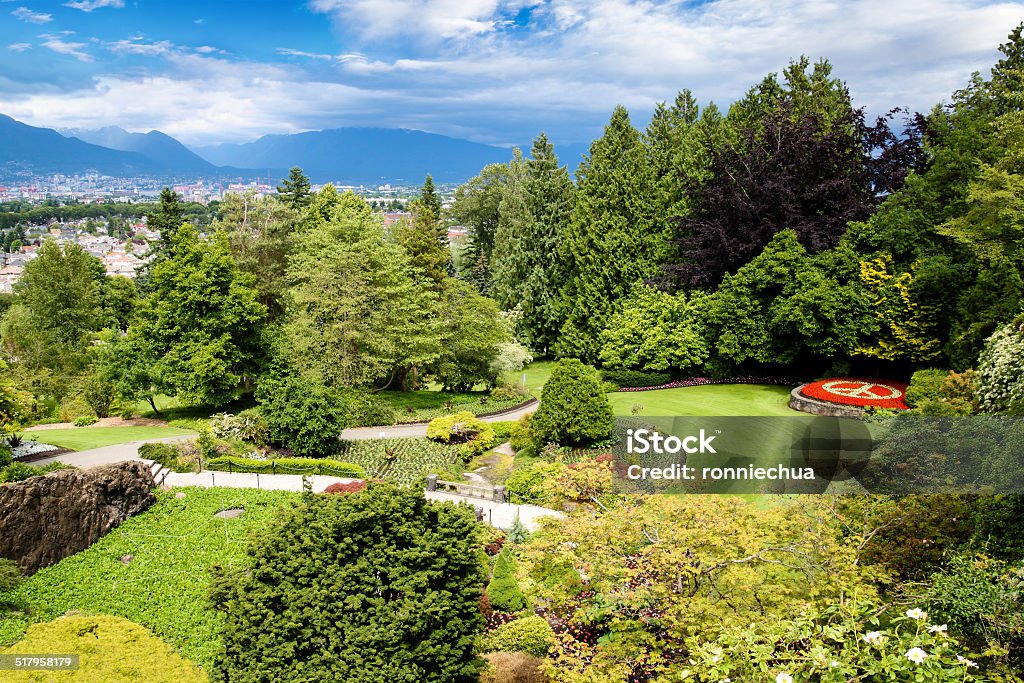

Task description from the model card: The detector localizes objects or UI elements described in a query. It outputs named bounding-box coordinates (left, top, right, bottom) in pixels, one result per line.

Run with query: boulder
left=0, top=461, right=155, bottom=574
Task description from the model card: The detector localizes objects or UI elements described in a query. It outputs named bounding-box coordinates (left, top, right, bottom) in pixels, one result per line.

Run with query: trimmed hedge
left=205, top=455, right=365, bottom=478
left=482, top=615, right=556, bottom=658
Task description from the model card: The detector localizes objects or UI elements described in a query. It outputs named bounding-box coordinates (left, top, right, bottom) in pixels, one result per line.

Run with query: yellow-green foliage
left=857, top=254, right=943, bottom=362
left=426, top=411, right=497, bottom=457
left=1, top=615, right=207, bottom=682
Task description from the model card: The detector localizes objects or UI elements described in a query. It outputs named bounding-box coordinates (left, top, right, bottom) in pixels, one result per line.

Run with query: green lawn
left=502, top=359, right=556, bottom=399
left=26, top=426, right=196, bottom=451
left=608, top=383, right=801, bottom=417
left=0, top=488, right=300, bottom=671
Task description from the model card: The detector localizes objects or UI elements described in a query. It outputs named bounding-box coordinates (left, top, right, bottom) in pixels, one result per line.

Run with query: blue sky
left=1, top=0, right=1022, bottom=148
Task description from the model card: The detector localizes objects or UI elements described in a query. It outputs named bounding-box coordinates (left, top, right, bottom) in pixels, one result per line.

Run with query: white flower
left=775, top=674, right=793, bottom=683
left=905, top=607, right=928, bottom=621
left=829, top=661, right=840, bottom=668
left=928, top=623, right=947, bottom=634
left=862, top=630, right=885, bottom=645
left=905, top=647, right=928, bottom=664
left=956, top=655, right=978, bottom=668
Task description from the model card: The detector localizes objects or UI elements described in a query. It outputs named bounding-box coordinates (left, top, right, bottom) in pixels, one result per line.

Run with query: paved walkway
left=158, top=470, right=560, bottom=531
left=28, top=435, right=194, bottom=469
left=339, top=399, right=538, bottom=441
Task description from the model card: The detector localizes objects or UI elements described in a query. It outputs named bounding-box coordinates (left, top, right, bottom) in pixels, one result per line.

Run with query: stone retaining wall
left=788, top=385, right=865, bottom=418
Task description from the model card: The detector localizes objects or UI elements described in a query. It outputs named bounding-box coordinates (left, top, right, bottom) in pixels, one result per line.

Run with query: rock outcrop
left=0, top=461, right=155, bottom=574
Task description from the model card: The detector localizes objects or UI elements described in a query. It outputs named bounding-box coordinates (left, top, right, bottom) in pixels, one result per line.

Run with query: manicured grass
left=0, top=488, right=301, bottom=671
left=138, top=394, right=256, bottom=424
left=502, top=359, right=556, bottom=399
left=26, top=426, right=196, bottom=451
left=376, top=390, right=524, bottom=423
left=608, top=383, right=802, bottom=417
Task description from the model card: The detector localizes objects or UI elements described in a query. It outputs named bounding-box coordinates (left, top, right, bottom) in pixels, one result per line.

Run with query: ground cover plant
left=0, top=487, right=301, bottom=670
left=1, top=615, right=208, bottom=683
left=337, top=437, right=465, bottom=484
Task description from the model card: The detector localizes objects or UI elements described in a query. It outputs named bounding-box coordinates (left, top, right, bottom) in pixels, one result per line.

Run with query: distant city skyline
left=1, top=0, right=1023, bottom=148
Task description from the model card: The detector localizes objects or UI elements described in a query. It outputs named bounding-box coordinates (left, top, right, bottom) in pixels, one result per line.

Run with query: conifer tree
left=276, top=166, right=312, bottom=210
left=420, top=173, right=443, bottom=225
left=556, top=107, right=662, bottom=361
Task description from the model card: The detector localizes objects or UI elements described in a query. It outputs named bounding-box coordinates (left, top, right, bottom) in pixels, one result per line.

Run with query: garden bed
left=799, top=378, right=909, bottom=410
left=616, top=376, right=803, bottom=392
left=337, top=438, right=464, bottom=485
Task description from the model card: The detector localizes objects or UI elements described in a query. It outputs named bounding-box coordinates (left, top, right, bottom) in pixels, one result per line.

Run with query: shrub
left=138, top=442, right=199, bottom=473
left=205, top=455, right=365, bottom=478
left=505, top=462, right=563, bottom=505
left=906, top=369, right=949, bottom=408
left=210, top=484, right=487, bottom=683
left=941, top=370, right=979, bottom=413
left=482, top=615, right=556, bottom=658
left=0, top=462, right=73, bottom=483
left=481, top=652, right=548, bottom=683
left=976, top=317, right=1024, bottom=414
left=490, top=421, right=516, bottom=440
left=209, top=409, right=269, bottom=445
left=600, top=368, right=672, bottom=389
left=256, top=373, right=349, bottom=456
left=81, top=372, right=117, bottom=418
left=427, top=411, right=497, bottom=458
left=0, top=444, right=11, bottom=469
left=509, top=415, right=535, bottom=455
left=0, top=558, right=24, bottom=594
left=530, top=359, right=613, bottom=446
left=323, top=481, right=367, bottom=494
left=73, top=413, right=99, bottom=426
left=488, top=552, right=527, bottom=613
left=0, top=615, right=207, bottom=683
left=491, top=384, right=529, bottom=402
left=341, top=389, right=397, bottom=427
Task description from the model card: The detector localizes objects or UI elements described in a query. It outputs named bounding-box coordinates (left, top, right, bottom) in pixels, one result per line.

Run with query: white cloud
left=11, top=6, right=51, bottom=23
left=40, top=34, right=92, bottom=61
left=63, top=0, right=124, bottom=11
left=310, top=0, right=538, bottom=41
left=108, top=38, right=175, bottom=56
left=7, top=0, right=1024, bottom=147
left=8, top=42, right=31, bottom=51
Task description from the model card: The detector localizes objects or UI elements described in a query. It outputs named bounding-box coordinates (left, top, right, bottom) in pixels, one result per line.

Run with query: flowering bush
left=976, top=317, right=1024, bottom=415
left=617, top=375, right=801, bottom=392
left=801, top=377, right=910, bottom=409
left=680, top=600, right=983, bottom=682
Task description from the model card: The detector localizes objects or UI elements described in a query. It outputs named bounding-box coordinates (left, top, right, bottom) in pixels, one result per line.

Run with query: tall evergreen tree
left=135, top=187, right=185, bottom=291
left=448, top=162, right=508, bottom=292
left=420, top=173, right=443, bottom=224
left=395, top=200, right=452, bottom=287
left=556, top=108, right=662, bottom=361
left=277, top=167, right=312, bottom=210
left=491, top=136, right=576, bottom=353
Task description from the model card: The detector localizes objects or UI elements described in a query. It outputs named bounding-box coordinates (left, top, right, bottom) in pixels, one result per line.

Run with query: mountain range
left=0, top=113, right=590, bottom=184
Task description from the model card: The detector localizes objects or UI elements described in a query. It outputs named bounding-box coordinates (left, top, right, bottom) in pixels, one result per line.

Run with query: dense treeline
left=449, top=32, right=1024, bottom=381
left=0, top=200, right=214, bottom=231
left=0, top=173, right=531, bottom=450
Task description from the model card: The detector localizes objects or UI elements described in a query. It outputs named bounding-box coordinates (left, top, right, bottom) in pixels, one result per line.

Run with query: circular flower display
left=801, top=378, right=909, bottom=410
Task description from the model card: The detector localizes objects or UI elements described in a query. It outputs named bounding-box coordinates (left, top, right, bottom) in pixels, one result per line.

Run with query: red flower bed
left=801, top=378, right=909, bottom=410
